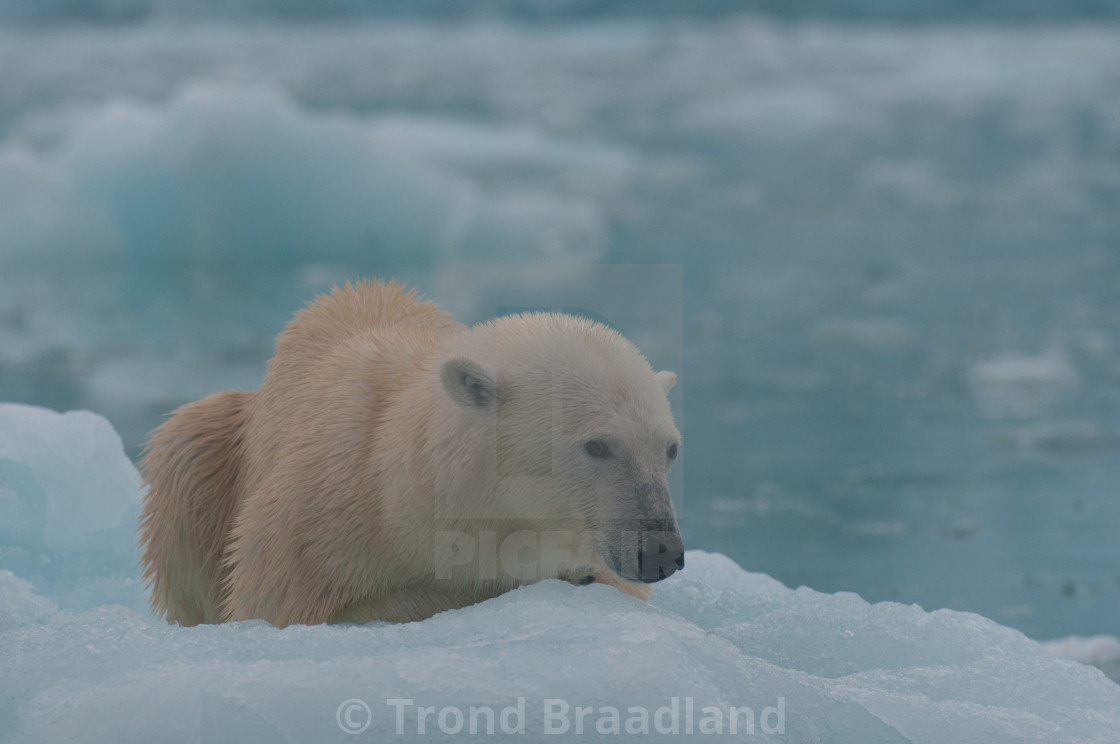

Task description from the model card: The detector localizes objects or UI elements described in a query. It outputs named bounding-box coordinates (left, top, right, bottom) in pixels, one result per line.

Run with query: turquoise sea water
left=1, top=14, right=1118, bottom=639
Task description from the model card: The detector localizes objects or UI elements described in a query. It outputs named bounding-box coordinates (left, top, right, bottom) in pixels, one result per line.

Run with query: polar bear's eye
left=667, top=443, right=679, bottom=460
left=584, top=439, right=611, bottom=459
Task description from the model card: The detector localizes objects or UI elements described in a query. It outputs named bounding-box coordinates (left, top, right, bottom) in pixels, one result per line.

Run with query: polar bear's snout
left=603, top=519, right=684, bottom=584
left=604, top=480, right=685, bottom=584
left=636, top=523, right=685, bottom=583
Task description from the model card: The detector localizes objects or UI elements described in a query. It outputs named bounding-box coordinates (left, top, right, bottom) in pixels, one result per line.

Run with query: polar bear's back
left=273, top=280, right=462, bottom=372
left=254, top=279, right=466, bottom=430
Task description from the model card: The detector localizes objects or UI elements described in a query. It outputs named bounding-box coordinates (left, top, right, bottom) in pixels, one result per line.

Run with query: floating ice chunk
left=1044, top=635, right=1120, bottom=683
left=998, top=420, right=1115, bottom=454
left=969, top=350, right=1079, bottom=418
left=971, top=351, right=1079, bottom=387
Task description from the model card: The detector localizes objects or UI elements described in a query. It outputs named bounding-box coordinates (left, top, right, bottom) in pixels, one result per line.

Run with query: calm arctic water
left=1, top=13, right=1118, bottom=640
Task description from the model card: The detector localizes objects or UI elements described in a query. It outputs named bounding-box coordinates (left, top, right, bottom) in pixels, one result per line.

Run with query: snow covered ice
left=1, top=404, right=1118, bottom=743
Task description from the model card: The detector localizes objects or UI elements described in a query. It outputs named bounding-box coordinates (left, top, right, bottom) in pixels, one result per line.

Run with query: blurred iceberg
left=0, top=83, right=613, bottom=271
left=1, top=404, right=1119, bottom=743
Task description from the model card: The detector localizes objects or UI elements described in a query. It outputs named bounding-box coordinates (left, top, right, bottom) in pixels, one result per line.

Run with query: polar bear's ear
left=656, top=370, right=677, bottom=393
left=441, top=357, right=498, bottom=409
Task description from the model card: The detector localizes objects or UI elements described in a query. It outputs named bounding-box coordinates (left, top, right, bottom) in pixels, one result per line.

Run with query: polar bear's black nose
left=635, top=525, right=684, bottom=583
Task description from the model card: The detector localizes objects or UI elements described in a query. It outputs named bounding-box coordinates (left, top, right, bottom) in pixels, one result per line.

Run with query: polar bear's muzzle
left=632, top=521, right=685, bottom=583
left=600, top=482, right=685, bottom=584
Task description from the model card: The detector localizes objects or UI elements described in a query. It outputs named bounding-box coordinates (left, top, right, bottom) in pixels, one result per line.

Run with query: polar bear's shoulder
left=275, top=279, right=463, bottom=368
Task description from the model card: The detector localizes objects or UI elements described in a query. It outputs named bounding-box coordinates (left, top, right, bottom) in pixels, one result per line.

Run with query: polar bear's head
left=439, top=313, right=683, bottom=589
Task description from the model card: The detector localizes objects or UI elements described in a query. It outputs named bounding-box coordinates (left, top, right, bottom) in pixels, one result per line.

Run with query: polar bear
left=139, top=279, right=682, bottom=627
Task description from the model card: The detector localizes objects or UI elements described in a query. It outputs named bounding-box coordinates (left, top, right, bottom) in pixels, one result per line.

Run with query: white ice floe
left=1, top=404, right=1118, bottom=743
